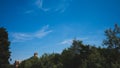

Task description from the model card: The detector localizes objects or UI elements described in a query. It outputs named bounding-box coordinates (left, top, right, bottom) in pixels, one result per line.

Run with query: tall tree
left=0, top=27, right=11, bottom=68
left=103, top=24, right=120, bottom=49
left=61, top=40, right=90, bottom=68
left=103, top=24, right=120, bottom=68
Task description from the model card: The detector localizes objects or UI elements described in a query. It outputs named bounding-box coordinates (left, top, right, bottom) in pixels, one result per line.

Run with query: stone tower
left=34, top=52, right=38, bottom=57
left=14, top=60, right=20, bottom=68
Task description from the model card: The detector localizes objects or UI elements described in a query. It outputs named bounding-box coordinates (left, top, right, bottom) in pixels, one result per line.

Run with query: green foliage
left=39, top=53, right=63, bottom=68
left=103, top=24, right=120, bottom=49
left=0, top=27, right=11, bottom=68
left=103, top=24, right=120, bottom=68
left=87, top=47, right=105, bottom=68
left=19, top=56, right=39, bottom=68
left=61, top=40, right=90, bottom=68
left=19, top=53, right=63, bottom=68
left=2, top=24, right=120, bottom=68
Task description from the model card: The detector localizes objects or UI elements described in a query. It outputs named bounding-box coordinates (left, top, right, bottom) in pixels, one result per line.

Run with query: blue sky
left=0, top=0, right=120, bottom=64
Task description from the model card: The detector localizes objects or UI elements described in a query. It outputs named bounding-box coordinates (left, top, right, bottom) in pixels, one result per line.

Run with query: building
left=34, top=52, right=38, bottom=57
left=14, top=60, right=21, bottom=68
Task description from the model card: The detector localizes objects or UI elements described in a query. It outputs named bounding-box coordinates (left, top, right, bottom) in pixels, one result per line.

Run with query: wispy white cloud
left=25, top=10, right=34, bottom=14
left=35, top=0, right=42, bottom=8
left=11, top=25, right=52, bottom=43
left=60, top=39, right=73, bottom=45
left=59, top=37, right=88, bottom=45
left=34, top=0, right=72, bottom=13
left=54, top=0, right=72, bottom=13
left=54, top=3, right=69, bottom=13
left=35, top=0, right=51, bottom=12
left=12, top=33, right=32, bottom=42
left=24, top=0, right=72, bottom=14
left=34, top=25, right=52, bottom=38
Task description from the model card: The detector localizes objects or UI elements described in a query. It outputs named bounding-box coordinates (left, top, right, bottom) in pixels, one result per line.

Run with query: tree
left=0, top=27, right=11, bottom=68
left=19, top=55, right=39, bottom=68
left=87, top=47, right=105, bottom=68
left=39, top=53, right=63, bottom=68
left=61, top=40, right=90, bottom=68
left=103, top=24, right=120, bottom=49
left=103, top=24, right=120, bottom=68
left=19, top=53, right=63, bottom=68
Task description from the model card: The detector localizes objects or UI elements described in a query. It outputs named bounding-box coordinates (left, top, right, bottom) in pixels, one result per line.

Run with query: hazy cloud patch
left=24, top=0, right=72, bottom=14
left=25, top=10, right=34, bottom=14
left=60, top=39, right=73, bottom=45
left=59, top=37, right=89, bottom=45
left=25, top=0, right=72, bottom=13
left=11, top=25, right=52, bottom=43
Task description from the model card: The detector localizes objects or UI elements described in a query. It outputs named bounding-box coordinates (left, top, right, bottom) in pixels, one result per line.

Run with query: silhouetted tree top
left=0, top=27, right=11, bottom=68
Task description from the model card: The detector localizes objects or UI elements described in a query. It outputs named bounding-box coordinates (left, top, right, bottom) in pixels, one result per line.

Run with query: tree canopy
left=18, top=24, right=120, bottom=68
left=0, top=27, right=11, bottom=68
left=1, top=24, right=120, bottom=68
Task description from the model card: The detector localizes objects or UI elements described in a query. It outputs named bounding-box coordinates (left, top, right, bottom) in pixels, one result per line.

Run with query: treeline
left=18, top=24, right=120, bottom=68
left=0, top=24, right=120, bottom=68
left=0, top=27, right=11, bottom=68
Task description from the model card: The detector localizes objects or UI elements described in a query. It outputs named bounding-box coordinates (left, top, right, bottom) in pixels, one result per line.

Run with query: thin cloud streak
left=34, top=25, right=52, bottom=38
left=60, top=39, right=73, bottom=45
left=25, top=10, right=34, bottom=14
left=35, top=0, right=51, bottom=12
left=35, top=0, right=42, bottom=8
left=11, top=25, right=52, bottom=43
left=59, top=37, right=89, bottom=45
left=34, top=0, right=72, bottom=13
left=24, top=0, right=72, bottom=13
